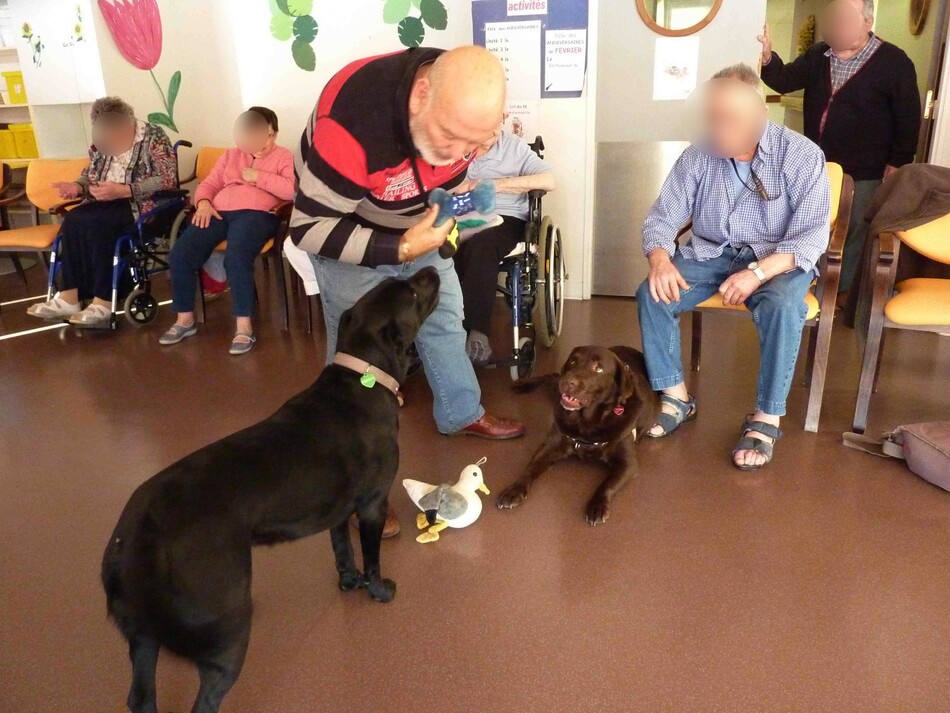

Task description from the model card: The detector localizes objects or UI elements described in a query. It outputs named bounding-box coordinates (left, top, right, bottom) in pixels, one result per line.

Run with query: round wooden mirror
left=635, top=0, right=724, bottom=37
left=910, top=0, right=931, bottom=36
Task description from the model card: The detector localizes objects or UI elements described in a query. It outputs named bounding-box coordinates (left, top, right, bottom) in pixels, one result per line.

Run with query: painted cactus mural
left=383, top=0, right=448, bottom=48
left=269, top=0, right=318, bottom=72
left=97, top=0, right=182, bottom=132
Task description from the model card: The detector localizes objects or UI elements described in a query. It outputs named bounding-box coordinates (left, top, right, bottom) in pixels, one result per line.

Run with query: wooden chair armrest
left=0, top=187, right=26, bottom=207
left=877, top=231, right=896, bottom=262
left=271, top=200, right=293, bottom=222
left=49, top=198, right=83, bottom=216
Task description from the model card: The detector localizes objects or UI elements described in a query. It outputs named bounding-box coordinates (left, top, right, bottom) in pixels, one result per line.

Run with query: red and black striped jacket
left=291, top=48, right=473, bottom=267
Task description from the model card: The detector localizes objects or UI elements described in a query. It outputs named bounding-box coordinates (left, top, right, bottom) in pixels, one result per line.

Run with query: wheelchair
left=45, top=140, right=194, bottom=329
left=494, top=136, right=566, bottom=381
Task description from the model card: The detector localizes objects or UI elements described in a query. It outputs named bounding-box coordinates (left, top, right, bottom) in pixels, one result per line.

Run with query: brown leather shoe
left=451, top=413, right=526, bottom=440
left=349, top=507, right=401, bottom=538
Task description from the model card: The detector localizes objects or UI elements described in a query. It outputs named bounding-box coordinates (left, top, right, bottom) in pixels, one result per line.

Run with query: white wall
left=596, top=0, right=767, bottom=142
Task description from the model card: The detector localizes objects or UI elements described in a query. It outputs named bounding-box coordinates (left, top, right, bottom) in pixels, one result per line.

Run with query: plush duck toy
left=402, top=457, right=490, bottom=543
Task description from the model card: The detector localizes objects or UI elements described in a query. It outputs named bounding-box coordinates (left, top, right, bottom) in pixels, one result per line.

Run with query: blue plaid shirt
left=642, top=122, right=830, bottom=273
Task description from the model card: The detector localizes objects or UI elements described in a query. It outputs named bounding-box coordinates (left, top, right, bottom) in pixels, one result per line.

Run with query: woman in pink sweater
left=162, top=107, right=294, bottom=354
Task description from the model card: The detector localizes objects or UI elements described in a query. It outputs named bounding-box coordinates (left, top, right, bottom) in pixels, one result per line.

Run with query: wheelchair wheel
left=535, top=216, right=566, bottom=347
left=124, top=288, right=159, bottom=327
left=167, top=208, right=191, bottom=252
left=509, top=337, right=535, bottom=382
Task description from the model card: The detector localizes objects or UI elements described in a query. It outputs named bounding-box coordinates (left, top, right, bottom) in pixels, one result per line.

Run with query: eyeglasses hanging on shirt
left=731, top=158, right=781, bottom=202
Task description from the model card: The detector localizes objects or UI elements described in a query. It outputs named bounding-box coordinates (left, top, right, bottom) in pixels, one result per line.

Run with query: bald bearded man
left=291, top=46, right=524, bottom=532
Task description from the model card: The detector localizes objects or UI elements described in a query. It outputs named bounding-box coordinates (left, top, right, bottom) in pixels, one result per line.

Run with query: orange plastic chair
left=852, top=213, right=950, bottom=433
left=0, top=158, right=89, bottom=308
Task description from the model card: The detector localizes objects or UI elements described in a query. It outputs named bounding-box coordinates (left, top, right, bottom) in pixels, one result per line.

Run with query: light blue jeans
left=636, top=245, right=813, bottom=416
left=311, top=250, right=484, bottom=433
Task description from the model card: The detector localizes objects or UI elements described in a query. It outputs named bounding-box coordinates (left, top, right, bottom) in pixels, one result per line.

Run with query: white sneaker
left=26, top=296, right=80, bottom=319
left=68, top=303, right=112, bottom=328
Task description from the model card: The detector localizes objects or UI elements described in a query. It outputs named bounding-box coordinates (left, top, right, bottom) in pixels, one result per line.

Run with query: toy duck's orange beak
left=478, top=482, right=490, bottom=495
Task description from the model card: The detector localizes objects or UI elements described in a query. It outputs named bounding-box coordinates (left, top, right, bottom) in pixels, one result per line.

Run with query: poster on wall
left=652, top=36, right=700, bottom=102
left=472, top=0, right=589, bottom=100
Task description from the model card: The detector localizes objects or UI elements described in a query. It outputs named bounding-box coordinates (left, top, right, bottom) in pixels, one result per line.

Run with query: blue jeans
left=311, top=250, right=484, bottom=434
left=169, top=209, right=277, bottom=317
left=636, top=245, right=813, bottom=416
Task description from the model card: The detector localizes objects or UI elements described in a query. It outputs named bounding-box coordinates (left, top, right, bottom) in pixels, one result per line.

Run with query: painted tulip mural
left=97, top=0, right=182, bottom=132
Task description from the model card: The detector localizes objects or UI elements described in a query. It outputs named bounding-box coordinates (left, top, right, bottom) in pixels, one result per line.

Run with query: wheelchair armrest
left=0, top=187, right=26, bottom=207
left=48, top=198, right=83, bottom=216
left=152, top=188, right=189, bottom=201
left=527, top=189, right=547, bottom=200
left=135, top=195, right=187, bottom=232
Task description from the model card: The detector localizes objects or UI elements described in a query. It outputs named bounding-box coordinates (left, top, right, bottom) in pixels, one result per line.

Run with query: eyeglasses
left=731, top=159, right=781, bottom=201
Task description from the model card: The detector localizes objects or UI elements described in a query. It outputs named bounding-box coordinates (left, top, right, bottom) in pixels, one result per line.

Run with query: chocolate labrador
left=101, top=267, right=440, bottom=713
left=496, top=346, right=659, bottom=525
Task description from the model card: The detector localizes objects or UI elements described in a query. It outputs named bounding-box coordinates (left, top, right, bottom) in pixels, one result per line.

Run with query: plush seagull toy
left=402, top=457, right=490, bottom=543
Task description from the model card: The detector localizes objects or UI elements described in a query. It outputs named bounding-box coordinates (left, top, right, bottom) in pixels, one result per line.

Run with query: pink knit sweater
left=194, top=145, right=295, bottom=212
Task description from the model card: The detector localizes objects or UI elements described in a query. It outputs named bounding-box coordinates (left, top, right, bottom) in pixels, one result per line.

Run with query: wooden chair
left=852, top=214, right=950, bottom=433
left=0, top=158, right=89, bottom=311
left=687, top=162, right=854, bottom=433
left=180, top=147, right=291, bottom=330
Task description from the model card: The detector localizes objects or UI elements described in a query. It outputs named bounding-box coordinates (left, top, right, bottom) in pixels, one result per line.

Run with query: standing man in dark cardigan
left=758, top=0, right=921, bottom=298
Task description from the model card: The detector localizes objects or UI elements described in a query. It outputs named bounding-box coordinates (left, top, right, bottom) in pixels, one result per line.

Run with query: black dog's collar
left=333, top=353, right=402, bottom=402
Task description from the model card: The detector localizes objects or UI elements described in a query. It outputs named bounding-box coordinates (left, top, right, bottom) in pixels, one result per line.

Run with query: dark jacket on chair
left=761, top=40, right=921, bottom=181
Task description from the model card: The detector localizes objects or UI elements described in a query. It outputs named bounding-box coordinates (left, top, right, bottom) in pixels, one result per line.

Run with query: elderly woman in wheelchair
left=453, top=127, right=555, bottom=364
left=160, top=107, right=294, bottom=354
left=26, top=97, right=178, bottom=328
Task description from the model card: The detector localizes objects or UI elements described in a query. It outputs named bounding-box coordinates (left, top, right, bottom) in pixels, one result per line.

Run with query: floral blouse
left=76, top=121, right=179, bottom=218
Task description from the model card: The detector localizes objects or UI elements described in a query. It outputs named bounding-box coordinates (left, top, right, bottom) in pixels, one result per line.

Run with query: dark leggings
left=58, top=200, right=136, bottom=301
left=453, top=217, right=526, bottom=335
left=169, top=209, right=277, bottom=317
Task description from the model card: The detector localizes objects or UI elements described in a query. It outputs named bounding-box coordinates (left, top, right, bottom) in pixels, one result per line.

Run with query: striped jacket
left=291, top=49, right=474, bottom=267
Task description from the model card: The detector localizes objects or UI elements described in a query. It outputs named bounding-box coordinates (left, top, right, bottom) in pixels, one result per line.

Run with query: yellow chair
left=0, top=158, right=89, bottom=309
left=687, top=162, right=854, bottom=433
left=852, top=214, right=950, bottom=433
left=178, top=147, right=291, bottom=329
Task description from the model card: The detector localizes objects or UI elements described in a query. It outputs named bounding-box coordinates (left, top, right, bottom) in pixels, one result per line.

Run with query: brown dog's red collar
left=332, top=353, right=402, bottom=402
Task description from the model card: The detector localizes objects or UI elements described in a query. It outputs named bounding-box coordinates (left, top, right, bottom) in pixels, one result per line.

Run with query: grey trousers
left=839, top=178, right=882, bottom=294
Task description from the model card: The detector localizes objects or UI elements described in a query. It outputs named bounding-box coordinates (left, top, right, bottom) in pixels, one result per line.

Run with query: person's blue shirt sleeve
left=642, top=146, right=703, bottom=258
left=774, top=147, right=830, bottom=273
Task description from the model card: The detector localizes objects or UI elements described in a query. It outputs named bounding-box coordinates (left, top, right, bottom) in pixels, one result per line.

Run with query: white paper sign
left=484, top=20, right=542, bottom=102
left=652, top=36, right=700, bottom=101
left=504, top=100, right=539, bottom=140
left=544, top=28, right=586, bottom=93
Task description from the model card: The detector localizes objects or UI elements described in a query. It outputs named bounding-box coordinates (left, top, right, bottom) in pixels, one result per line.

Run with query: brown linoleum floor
left=1, top=263, right=949, bottom=713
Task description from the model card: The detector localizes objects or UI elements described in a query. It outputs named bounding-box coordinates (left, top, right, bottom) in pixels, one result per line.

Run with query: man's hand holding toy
left=429, top=180, right=503, bottom=258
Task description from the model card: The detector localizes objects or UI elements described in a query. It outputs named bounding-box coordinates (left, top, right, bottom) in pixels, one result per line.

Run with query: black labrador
left=101, top=267, right=440, bottom=713
left=496, top=345, right=659, bottom=525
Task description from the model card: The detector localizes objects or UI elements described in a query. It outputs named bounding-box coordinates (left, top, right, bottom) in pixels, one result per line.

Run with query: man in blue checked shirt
left=636, top=64, right=830, bottom=471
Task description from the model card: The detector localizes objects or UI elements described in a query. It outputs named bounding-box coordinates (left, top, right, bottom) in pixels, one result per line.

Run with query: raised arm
left=760, top=32, right=820, bottom=96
